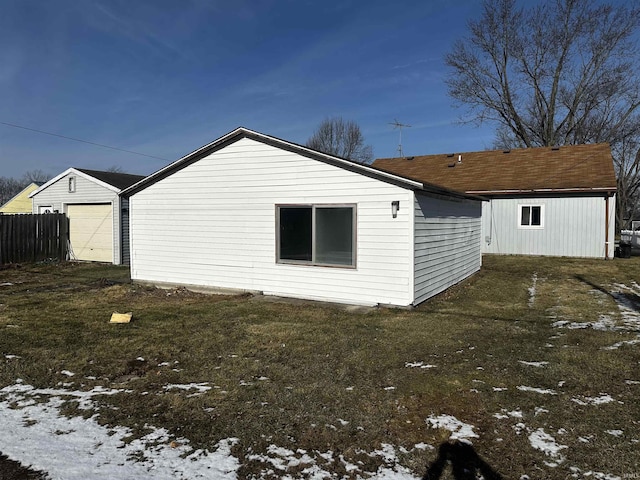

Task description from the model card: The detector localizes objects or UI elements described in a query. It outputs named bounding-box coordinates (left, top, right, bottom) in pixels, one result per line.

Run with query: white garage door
left=67, top=204, right=113, bottom=262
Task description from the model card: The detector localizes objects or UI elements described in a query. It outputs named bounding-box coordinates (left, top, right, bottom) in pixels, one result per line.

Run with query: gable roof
left=373, top=143, right=617, bottom=195
left=30, top=168, right=146, bottom=197
left=122, top=127, right=482, bottom=201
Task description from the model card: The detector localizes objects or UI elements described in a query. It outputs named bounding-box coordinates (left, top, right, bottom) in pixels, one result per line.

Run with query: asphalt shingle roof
left=373, top=143, right=617, bottom=195
left=75, top=168, right=146, bottom=190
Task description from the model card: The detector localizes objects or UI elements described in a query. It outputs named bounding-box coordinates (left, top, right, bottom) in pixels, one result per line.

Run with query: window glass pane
left=279, top=207, right=312, bottom=262
left=315, top=207, right=353, bottom=266
left=521, top=206, right=531, bottom=226
left=531, top=206, right=541, bottom=226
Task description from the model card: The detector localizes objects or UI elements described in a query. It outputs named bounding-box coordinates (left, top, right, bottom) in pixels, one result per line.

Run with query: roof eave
left=29, top=167, right=123, bottom=198
left=122, top=127, right=431, bottom=197
left=467, top=187, right=617, bottom=196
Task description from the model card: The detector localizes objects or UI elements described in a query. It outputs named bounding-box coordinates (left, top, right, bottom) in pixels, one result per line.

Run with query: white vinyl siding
left=482, top=195, right=616, bottom=258
left=130, top=138, right=414, bottom=306
left=413, top=194, right=482, bottom=305
left=31, top=172, right=122, bottom=264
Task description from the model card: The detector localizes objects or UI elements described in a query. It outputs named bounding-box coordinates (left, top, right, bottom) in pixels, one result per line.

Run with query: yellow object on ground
left=109, top=312, right=132, bottom=323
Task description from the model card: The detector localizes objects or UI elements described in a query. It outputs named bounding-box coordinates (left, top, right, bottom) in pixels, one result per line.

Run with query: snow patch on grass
left=247, top=443, right=419, bottom=479
left=603, top=338, right=640, bottom=350
left=528, top=273, right=538, bottom=308
left=552, top=317, right=617, bottom=331
left=1, top=380, right=130, bottom=410
left=517, top=385, right=558, bottom=395
left=163, top=383, right=212, bottom=396
left=0, top=382, right=240, bottom=479
left=553, top=283, right=640, bottom=335
left=493, top=409, right=523, bottom=420
left=571, top=394, right=617, bottom=406
left=528, top=428, right=567, bottom=465
left=426, top=414, right=478, bottom=443
left=518, top=361, right=549, bottom=367
left=611, top=283, right=640, bottom=328
left=535, top=407, right=549, bottom=416
left=0, top=379, right=427, bottom=480
left=405, top=361, right=437, bottom=369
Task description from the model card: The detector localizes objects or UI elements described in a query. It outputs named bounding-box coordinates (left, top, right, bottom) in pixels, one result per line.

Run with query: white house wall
left=413, top=195, right=482, bottom=305
left=129, top=138, right=414, bottom=306
left=481, top=195, right=615, bottom=258
left=31, top=172, right=122, bottom=264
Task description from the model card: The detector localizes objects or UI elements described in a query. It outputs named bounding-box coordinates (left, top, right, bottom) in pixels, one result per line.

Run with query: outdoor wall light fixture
left=391, top=201, right=399, bottom=218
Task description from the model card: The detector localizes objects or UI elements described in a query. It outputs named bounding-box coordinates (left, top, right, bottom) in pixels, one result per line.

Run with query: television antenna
left=389, top=119, right=411, bottom=157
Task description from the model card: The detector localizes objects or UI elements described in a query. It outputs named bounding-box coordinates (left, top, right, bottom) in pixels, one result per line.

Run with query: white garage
left=30, top=168, right=145, bottom=264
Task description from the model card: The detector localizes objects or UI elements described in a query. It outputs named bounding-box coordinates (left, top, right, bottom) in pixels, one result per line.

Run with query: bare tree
left=445, top=0, right=640, bottom=228
left=21, top=169, right=51, bottom=185
left=106, top=165, right=124, bottom=173
left=306, top=117, right=373, bottom=164
left=0, top=170, right=52, bottom=206
left=0, top=177, right=24, bottom=205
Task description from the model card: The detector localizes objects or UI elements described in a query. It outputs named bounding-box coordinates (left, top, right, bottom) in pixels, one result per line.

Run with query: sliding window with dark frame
left=277, top=204, right=356, bottom=267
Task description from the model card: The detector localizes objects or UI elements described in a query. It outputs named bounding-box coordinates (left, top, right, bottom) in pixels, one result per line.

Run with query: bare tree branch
left=306, top=117, right=374, bottom=164
left=21, top=169, right=51, bottom=185
left=446, top=0, right=640, bottom=229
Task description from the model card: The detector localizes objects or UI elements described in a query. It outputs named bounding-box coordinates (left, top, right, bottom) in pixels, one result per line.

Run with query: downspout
left=605, top=194, right=610, bottom=260
left=486, top=199, right=493, bottom=246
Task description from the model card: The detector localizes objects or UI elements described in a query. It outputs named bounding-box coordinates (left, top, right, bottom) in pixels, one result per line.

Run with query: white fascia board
left=30, top=168, right=121, bottom=198
left=123, top=127, right=425, bottom=196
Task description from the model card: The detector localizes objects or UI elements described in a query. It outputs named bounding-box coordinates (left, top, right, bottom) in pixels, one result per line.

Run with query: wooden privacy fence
left=0, top=213, right=68, bottom=264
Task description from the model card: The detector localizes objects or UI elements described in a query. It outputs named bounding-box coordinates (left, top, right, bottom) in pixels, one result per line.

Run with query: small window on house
left=277, top=205, right=356, bottom=267
left=68, top=177, right=76, bottom=193
left=519, top=205, right=544, bottom=228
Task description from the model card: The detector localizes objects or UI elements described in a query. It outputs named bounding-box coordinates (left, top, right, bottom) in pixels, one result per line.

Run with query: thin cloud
left=392, top=58, right=438, bottom=70
left=87, top=2, right=192, bottom=61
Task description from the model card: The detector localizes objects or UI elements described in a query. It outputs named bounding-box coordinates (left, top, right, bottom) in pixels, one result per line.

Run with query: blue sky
left=0, top=0, right=497, bottom=178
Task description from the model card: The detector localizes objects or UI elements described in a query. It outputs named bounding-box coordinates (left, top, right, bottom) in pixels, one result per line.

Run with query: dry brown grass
left=1, top=256, right=640, bottom=479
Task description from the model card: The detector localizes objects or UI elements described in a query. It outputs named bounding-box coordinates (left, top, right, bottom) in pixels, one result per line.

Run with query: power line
left=0, top=121, right=170, bottom=161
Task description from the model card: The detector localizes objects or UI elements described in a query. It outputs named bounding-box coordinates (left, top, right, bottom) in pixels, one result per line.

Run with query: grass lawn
left=1, top=255, right=640, bottom=479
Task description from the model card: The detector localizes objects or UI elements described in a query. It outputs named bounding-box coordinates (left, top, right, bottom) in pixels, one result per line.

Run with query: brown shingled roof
left=373, top=143, right=617, bottom=195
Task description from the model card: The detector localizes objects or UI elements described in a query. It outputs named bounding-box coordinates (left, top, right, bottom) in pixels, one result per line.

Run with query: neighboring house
left=122, top=127, right=484, bottom=307
left=30, top=168, right=145, bottom=264
left=374, top=143, right=617, bottom=259
left=0, top=182, right=40, bottom=214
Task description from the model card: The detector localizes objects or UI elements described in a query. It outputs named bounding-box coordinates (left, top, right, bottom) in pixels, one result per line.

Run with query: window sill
left=277, top=260, right=356, bottom=269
